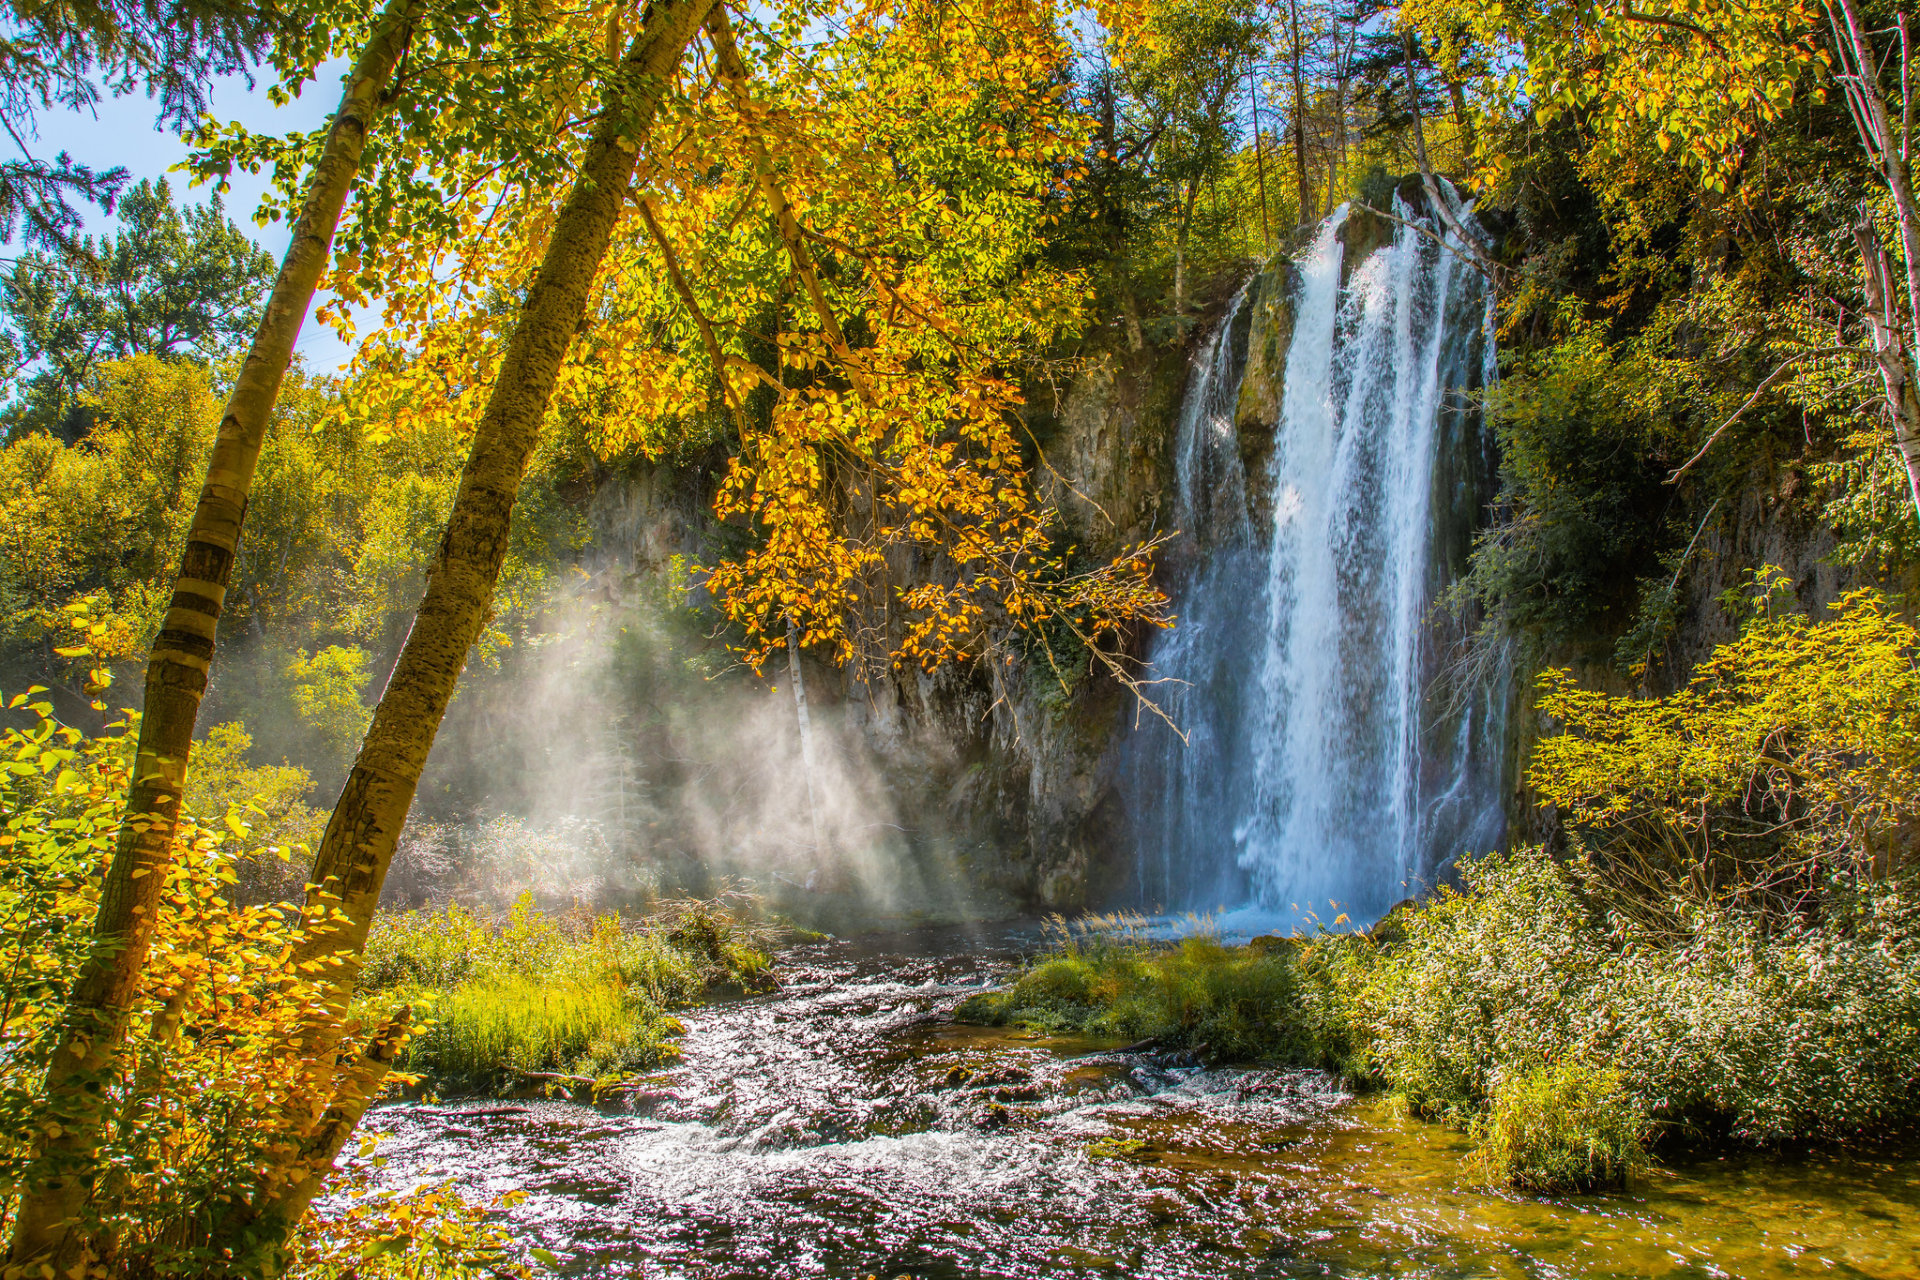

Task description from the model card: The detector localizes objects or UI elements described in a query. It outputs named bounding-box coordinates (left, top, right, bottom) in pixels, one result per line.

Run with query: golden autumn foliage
left=0, top=694, right=451, bottom=1273
left=1531, top=574, right=1920, bottom=910
left=1402, top=0, right=1828, bottom=190
left=323, top=0, right=1172, bottom=681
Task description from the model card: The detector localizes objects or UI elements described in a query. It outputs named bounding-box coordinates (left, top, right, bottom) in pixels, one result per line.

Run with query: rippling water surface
left=352, top=930, right=1920, bottom=1278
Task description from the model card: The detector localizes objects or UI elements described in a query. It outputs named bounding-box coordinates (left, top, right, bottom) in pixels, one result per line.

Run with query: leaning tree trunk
left=290, top=0, right=716, bottom=993
left=222, top=5, right=720, bottom=1256
left=1827, top=0, right=1920, bottom=525
left=4, top=3, right=418, bottom=1269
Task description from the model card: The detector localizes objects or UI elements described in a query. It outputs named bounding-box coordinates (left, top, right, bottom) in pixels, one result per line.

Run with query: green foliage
left=1468, top=1060, right=1649, bottom=1193
left=0, top=177, right=275, bottom=439
left=0, top=350, right=585, bottom=787
left=283, top=643, right=374, bottom=763
left=410, top=974, right=678, bottom=1086
left=0, top=354, right=212, bottom=675
left=1531, top=582, right=1920, bottom=913
left=0, top=696, right=414, bottom=1272
left=184, top=720, right=326, bottom=902
left=1356, top=847, right=1920, bottom=1147
left=360, top=903, right=490, bottom=991
left=1456, top=318, right=1694, bottom=651
left=954, top=917, right=1335, bottom=1064
left=361, top=893, right=777, bottom=1089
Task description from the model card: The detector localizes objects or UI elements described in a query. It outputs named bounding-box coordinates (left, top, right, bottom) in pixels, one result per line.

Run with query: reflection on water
left=349, top=933, right=1920, bottom=1278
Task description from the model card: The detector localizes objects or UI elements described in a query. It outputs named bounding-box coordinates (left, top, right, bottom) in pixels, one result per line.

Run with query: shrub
left=1468, top=1060, right=1649, bottom=1193
left=361, top=904, right=490, bottom=990
left=1357, top=848, right=1604, bottom=1123
left=0, top=697, right=416, bottom=1273
left=1360, top=847, right=1920, bottom=1145
left=1531, top=580, right=1920, bottom=918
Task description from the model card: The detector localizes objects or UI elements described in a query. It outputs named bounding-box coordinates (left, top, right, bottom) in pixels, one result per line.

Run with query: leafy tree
left=3, top=0, right=424, bottom=1267
left=0, top=0, right=292, bottom=258
left=0, top=178, right=276, bottom=439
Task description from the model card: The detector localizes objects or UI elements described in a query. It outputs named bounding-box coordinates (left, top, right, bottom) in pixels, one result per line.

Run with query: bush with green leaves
left=1468, top=1060, right=1649, bottom=1193
left=1356, top=847, right=1920, bottom=1146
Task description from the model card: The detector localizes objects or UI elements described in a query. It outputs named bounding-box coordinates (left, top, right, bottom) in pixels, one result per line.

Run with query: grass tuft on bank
left=358, top=892, right=777, bottom=1090
left=954, top=919, right=1347, bottom=1064
left=1467, top=1060, right=1650, bottom=1193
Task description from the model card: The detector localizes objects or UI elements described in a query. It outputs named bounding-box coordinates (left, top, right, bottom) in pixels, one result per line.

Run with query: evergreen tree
left=1, top=177, right=276, bottom=439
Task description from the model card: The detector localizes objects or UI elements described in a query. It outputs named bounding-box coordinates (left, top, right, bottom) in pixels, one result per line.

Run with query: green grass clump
left=1468, top=1060, right=1649, bottom=1193
left=406, top=975, right=680, bottom=1084
left=954, top=919, right=1338, bottom=1064
left=359, top=892, right=776, bottom=1090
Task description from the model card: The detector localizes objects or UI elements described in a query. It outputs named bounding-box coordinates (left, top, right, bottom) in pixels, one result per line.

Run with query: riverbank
left=954, top=847, right=1920, bottom=1192
left=355, top=893, right=781, bottom=1094
left=334, top=927, right=1920, bottom=1279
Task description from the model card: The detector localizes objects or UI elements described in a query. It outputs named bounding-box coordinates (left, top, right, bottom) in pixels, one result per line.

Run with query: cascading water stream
left=1133, top=193, right=1506, bottom=924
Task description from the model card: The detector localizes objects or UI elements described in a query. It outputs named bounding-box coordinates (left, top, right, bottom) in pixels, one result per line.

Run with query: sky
left=14, top=63, right=361, bottom=371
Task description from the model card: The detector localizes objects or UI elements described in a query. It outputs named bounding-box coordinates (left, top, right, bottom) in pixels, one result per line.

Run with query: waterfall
left=1132, top=192, right=1506, bottom=926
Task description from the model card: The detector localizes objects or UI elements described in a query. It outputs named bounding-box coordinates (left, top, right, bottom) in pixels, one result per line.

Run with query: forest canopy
left=5, top=0, right=1920, bottom=1272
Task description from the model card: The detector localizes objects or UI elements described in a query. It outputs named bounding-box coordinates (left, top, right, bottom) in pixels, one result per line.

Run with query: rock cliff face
left=579, top=296, right=1210, bottom=910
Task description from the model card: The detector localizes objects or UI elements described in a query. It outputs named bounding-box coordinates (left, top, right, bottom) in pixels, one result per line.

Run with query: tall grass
left=358, top=893, right=776, bottom=1090
left=1467, top=1060, right=1649, bottom=1193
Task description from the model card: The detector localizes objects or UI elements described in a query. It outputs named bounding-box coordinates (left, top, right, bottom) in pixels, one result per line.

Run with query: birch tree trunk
left=286, top=0, right=717, bottom=1017
left=4, top=4, right=418, bottom=1267
left=1852, top=213, right=1920, bottom=517
left=1827, top=0, right=1920, bottom=523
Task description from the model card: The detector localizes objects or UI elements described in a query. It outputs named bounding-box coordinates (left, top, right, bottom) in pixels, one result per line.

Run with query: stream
left=353, top=929, right=1920, bottom=1278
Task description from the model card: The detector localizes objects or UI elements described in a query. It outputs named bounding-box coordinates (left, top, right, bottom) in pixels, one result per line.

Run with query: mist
left=371, top=564, right=989, bottom=931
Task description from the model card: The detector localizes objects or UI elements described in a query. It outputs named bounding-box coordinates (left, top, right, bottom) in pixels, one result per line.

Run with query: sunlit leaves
left=321, top=0, right=1171, bottom=681
left=1532, top=580, right=1920, bottom=896
left=0, top=701, right=412, bottom=1263
left=1402, top=0, right=1826, bottom=186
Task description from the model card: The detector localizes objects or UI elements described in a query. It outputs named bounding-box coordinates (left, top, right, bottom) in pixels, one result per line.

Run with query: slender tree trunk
left=1249, top=59, right=1270, bottom=252
left=1853, top=212, right=1920, bottom=518
left=1174, top=178, right=1197, bottom=311
left=4, top=4, right=417, bottom=1268
left=286, top=0, right=718, bottom=1024
left=1287, top=0, right=1313, bottom=224
left=1445, top=74, right=1475, bottom=157
left=1830, top=0, right=1920, bottom=332
left=209, top=3, right=717, bottom=1263
left=1828, top=0, right=1920, bottom=523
